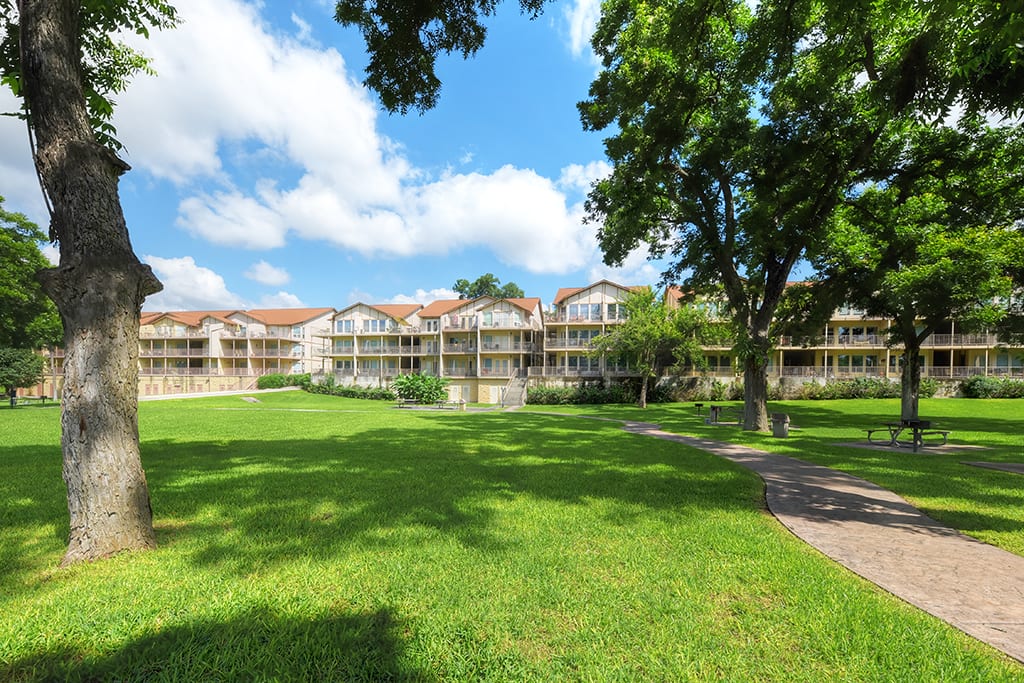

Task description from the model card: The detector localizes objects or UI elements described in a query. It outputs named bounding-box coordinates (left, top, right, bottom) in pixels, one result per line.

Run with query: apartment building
left=322, top=296, right=545, bottom=403
left=136, top=307, right=334, bottom=396
left=27, top=281, right=1022, bottom=402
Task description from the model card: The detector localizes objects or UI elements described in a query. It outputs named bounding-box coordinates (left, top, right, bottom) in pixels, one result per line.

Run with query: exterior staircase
left=502, top=375, right=529, bottom=408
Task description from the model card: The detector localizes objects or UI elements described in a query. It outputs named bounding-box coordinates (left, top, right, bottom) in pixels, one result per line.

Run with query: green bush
left=257, top=373, right=311, bottom=390
left=959, top=375, right=1024, bottom=398
left=392, top=373, right=450, bottom=403
left=305, top=380, right=396, bottom=401
left=526, top=381, right=671, bottom=405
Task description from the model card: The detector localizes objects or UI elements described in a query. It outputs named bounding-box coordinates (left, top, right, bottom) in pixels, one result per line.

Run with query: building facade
left=26, top=281, right=1023, bottom=402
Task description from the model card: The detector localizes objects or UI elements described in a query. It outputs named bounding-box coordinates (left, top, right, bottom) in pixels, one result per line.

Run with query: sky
left=0, top=0, right=667, bottom=313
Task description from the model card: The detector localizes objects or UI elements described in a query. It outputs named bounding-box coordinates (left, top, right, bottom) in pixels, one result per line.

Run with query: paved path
left=617, top=420, right=1024, bottom=665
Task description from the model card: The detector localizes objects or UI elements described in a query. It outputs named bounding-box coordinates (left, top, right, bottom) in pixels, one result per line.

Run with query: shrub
left=526, top=381, right=672, bottom=405
left=305, top=380, right=396, bottom=401
left=392, top=373, right=450, bottom=403
left=959, top=375, right=1024, bottom=398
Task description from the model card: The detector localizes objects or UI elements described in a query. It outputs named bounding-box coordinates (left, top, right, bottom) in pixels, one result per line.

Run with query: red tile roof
left=241, top=308, right=335, bottom=325
left=417, top=299, right=468, bottom=318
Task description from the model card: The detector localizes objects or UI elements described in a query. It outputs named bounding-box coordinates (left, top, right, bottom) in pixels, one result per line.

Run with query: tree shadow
left=0, top=606, right=430, bottom=682
left=130, top=410, right=758, bottom=574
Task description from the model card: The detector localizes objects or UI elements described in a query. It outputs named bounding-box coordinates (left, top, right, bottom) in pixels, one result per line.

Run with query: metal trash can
left=771, top=413, right=790, bottom=438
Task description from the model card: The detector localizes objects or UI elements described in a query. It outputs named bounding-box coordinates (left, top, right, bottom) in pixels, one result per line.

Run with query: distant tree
left=0, top=197, right=61, bottom=349
left=453, top=273, right=524, bottom=299
left=589, top=289, right=707, bottom=408
left=817, top=117, right=1024, bottom=420
left=0, top=347, right=45, bottom=400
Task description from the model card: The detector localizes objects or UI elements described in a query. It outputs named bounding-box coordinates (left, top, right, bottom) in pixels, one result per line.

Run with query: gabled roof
left=243, top=307, right=335, bottom=326
left=369, top=303, right=422, bottom=320
left=494, top=297, right=543, bottom=315
left=417, top=299, right=468, bottom=318
left=552, top=280, right=641, bottom=305
left=141, top=310, right=237, bottom=327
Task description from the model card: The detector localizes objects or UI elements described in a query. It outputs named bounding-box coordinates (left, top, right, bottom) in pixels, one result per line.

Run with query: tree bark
left=638, top=374, right=649, bottom=409
left=20, top=0, right=162, bottom=565
left=742, top=352, right=770, bottom=431
left=900, top=343, right=922, bottom=421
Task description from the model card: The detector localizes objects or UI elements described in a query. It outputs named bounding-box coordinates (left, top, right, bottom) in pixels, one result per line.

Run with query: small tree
left=589, top=289, right=707, bottom=408
left=392, top=373, right=450, bottom=404
left=0, top=347, right=45, bottom=402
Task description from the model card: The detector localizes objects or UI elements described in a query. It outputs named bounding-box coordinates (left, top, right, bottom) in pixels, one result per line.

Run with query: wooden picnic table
left=866, top=420, right=951, bottom=452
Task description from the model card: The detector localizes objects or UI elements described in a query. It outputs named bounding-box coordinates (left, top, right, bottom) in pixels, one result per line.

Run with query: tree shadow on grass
left=133, top=410, right=760, bottom=575
left=0, top=606, right=430, bottom=682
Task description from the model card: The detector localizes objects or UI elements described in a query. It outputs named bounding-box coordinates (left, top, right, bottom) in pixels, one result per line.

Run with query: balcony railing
left=140, top=329, right=209, bottom=339
left=139, top=348, right=208, bottom=357
left=527, top=366, right=602, bottom=378
left=480, top=342, right=536, bottom=353
left=544, top=338, right=596, bottom=350
left=443, top=343, right=477, bottom=354
left=443, top=368, right=477, bottom=377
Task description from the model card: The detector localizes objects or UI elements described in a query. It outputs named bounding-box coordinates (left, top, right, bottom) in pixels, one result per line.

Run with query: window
left=424, top=320, right=439, bottom=332
left=336, top=320, right=353, bottom=333
left=292, top=326, right=303, bottom=338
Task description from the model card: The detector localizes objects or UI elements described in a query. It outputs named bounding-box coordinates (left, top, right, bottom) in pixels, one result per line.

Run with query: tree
left=0, top=196, right=60, bottom=349
left=580, top=0, right=935, bottom=430
left=392, top=372, right=450, bottom=404
left=817, top=117, right=1024, bottom=420
left=1, top=1, right=176, bottom=565
left=588, top=289, right=707, bottom=408
left=0, top=346, right=45, bottom=400
left=452, top=273, right=524, bottom=299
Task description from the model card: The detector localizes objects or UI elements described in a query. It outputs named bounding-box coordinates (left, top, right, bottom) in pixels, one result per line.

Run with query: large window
left=363, top=319, right=391, bottom=333
left=336, top=320, right=353, bottom=333
left=568, top=303, right=602, bottom=321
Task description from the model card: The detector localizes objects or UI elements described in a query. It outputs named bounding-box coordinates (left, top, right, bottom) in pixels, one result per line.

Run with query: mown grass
left=1, top=393, right=1021, bottom=680
left=530, top=398, right=1024, bottom=557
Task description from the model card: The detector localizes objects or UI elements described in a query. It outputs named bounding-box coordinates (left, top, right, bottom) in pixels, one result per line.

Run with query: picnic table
left=865, top=420, right=951, bottom=452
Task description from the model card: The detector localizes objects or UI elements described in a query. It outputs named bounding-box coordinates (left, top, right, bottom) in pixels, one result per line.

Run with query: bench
left=866, top=421, right=951, bottom=450
left=395, top=398, right=420, bottom=408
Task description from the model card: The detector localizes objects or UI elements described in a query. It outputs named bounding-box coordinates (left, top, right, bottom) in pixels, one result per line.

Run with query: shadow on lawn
left=133, top=410, right=760, bottom=574
left=0, top=606, right=429, bottom=682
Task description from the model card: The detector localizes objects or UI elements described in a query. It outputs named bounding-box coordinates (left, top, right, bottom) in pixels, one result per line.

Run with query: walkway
left=618, top=420, right=1024, bottom=665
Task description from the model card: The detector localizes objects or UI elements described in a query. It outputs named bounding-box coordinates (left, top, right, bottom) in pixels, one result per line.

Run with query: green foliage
left=791, top=378, right=939, bottom=401
left=256, top=373, right=310, bottom=390
left=0, top=197, right=62, bottom=349
left=0, top=347, right=45, bottom=392
left=334, top=0, right=546, bottom=114
left=959, top=375, right=1024, bottom=399
left=391, top=373, right=449, bottom=403
left=304, top=381, right=396, bottom=401
left=0, top=1, right=178, bottom=152
left=526, top=381, right=672, bottom=405
left=452, top=273, right=525, bottom=300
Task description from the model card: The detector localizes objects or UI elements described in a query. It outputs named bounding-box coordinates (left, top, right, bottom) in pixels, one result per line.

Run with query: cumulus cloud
left=387, top=287, right=460, bottom=305
left=563, top=0, right=602, bottom=65
left=109, top=0, right=607, bottom=276
left=258, top=291, right=305, bottom=308
left=244, top=259, right=291, bottom=286
left=143, top=255, right=247, bottom=311
left=587, top=246, right=665, bottom=288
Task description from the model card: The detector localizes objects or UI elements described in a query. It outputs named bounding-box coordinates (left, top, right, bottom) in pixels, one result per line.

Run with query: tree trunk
left=742, top=354, right=770, bottom=431
left=21, top=0, right=162, bottom=565
left=638, top=374, right=649, bottom=408
left=900, top=343, right=922, bottom=421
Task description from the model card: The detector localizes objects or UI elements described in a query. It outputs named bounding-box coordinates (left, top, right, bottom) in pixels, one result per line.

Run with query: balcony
left=527, top=366, right=602, bottom=378
left=443, top=343, right=477, bottom=354
left=140, top=329, right=209, bottom=339
left=443, top=368, right=477, bottom=378
left=544, top=338, right=596, bottom=350
left=140, top=347, right=208, bottom=357
left=479, top=342, right=536, bottom=353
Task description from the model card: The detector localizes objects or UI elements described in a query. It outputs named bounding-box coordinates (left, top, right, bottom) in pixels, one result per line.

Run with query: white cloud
left=587, top=246, right=664, bottom=287
left=0, top=89, right=48, bottom=222
left=244, top=259, right=290, bottom=286
left=388, top=287, right=460, bottom=305
left=143, top=255, right=247, bottom=311
left=563, top=0, right=601, bottom=65
left=108, top=0, right=606, bottom=276
left=558, top=160, right=611, bottom=195
left=41, top=243, right=60, bottom=266
left=258, top=291, right=305, bottom=308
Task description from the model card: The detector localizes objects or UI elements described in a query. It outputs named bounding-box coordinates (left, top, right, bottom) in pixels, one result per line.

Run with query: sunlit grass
left=1, top=393, right=1021, bottom=680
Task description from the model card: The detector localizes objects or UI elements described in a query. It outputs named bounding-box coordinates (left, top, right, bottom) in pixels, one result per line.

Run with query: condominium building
left=26, top=280, right=1022, bottom=402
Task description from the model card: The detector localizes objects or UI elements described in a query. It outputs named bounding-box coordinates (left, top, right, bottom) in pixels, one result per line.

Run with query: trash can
left=771, top=413, right=790, bottom=438
left=709, top=405, right=722, bottom=423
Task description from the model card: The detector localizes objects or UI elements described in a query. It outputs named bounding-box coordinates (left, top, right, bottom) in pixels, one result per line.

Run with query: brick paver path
left=620, top=420, right=1024, bottom=665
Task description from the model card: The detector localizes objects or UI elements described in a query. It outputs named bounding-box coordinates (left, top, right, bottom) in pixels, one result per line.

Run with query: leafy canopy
left=452, top=273, right=524, bottom=299
left=0, top=346, right=45, bottom=392
left=0, top=196, right=61, bottom=349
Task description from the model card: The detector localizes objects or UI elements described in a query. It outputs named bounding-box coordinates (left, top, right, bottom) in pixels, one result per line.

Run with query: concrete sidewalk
left=620, top=420, right=1024, bottom=665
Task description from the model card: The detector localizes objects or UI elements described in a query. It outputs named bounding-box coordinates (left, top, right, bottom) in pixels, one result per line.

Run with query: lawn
left=1, top=393, right=1021, bottom=681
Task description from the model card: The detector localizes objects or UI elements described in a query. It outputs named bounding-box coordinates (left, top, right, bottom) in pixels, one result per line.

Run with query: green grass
left=529, top=398, right=1024, bottom=556
left=1, top=393, right=1022, bottom=680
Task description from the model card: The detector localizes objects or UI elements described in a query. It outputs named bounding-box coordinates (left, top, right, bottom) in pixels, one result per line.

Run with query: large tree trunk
left=742, top=353, right=770, bottom=431
left=900, top=343, right=922, bottom=421
left=638, top=374, right=649, bottom=408
left=21, top=0, right=162, bottom=565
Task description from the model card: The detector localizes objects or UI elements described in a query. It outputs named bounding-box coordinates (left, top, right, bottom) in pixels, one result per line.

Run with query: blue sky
left=1, top=0, right=667, bottom=312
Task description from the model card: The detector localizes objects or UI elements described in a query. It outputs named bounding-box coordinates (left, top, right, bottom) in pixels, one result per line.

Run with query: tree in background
left=0, top=347, right=45, bottom=401
left=0, top=196, right=61, bottom=349
left=817, top=117, right=1024, bottom=420
left=1, top=1, right=176, bottom=565
left=589, top=289, right=708, bottom=408
left=453, top=273, right=525, bottom=299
